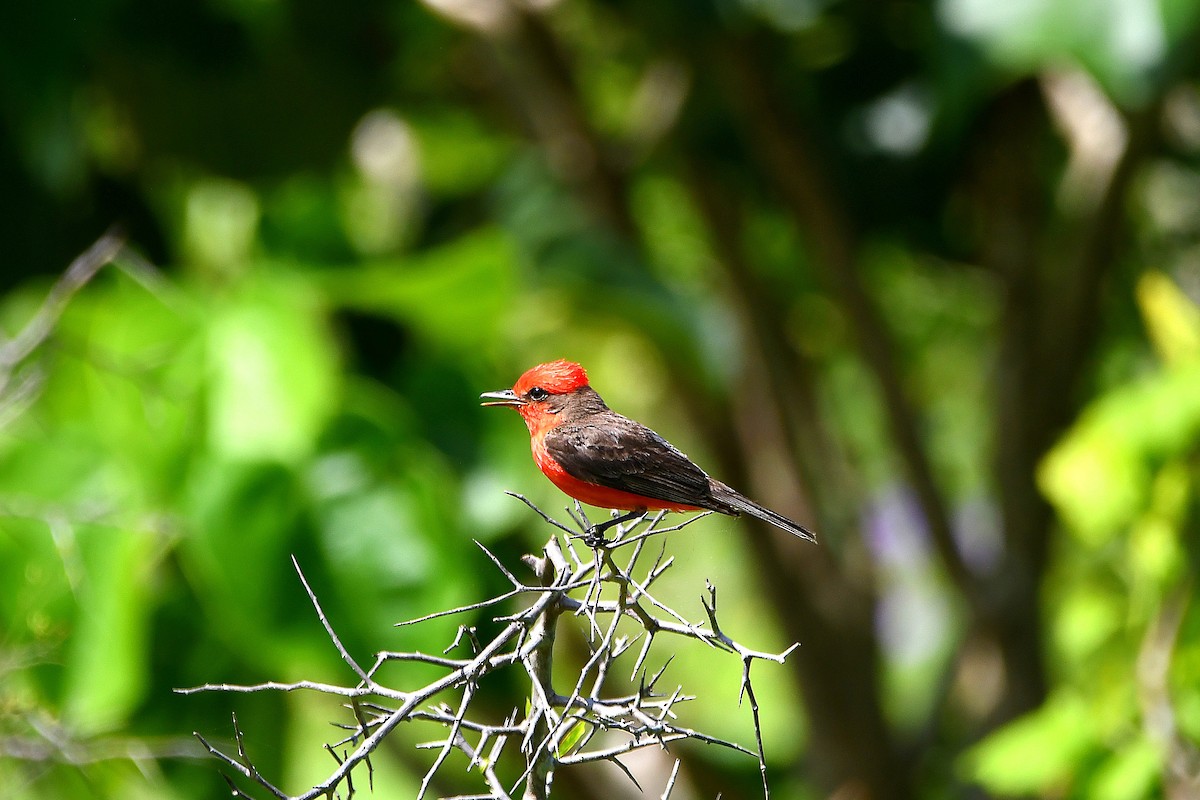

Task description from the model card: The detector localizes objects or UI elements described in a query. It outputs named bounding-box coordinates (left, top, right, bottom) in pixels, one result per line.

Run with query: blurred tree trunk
left=474, top=9, right=919, bottom=798
left=686, top=161, right=912, bottom=798
left=969, top=80, right=1058, bottom=727
left=970, top=78, right=1160, bottom=728
left=447, top=5, right=1169, bottom=799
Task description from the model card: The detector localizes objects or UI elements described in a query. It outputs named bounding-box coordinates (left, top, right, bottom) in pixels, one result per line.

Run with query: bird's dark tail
left=709, top=481, right=817, bottom=543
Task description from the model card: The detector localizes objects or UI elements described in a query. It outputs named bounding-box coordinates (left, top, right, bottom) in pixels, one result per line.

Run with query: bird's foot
left=580, top=528, right=610, bottom=548
left=577, top=509, right=646, bottom=548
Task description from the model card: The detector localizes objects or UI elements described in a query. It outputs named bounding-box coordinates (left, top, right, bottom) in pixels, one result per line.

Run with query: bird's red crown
left=513, top=360, right=590, bottom=396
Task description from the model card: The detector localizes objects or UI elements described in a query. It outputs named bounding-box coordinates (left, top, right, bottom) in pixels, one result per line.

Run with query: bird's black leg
left=583, top=508, right=647, bottom=546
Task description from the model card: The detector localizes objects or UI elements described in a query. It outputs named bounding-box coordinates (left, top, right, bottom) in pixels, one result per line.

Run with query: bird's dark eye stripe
left=527, top=387, right=549, bottom=401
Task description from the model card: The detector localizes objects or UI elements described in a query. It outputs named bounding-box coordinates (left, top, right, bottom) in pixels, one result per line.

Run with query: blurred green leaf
left=62, top=525, right=154, bottom=733
left=555, top=717, right=588, bottom=758
left=410, top=111, right=513, bottom=194
left=1088, top=735, right=1161, bottom=800
left=182, top=461, right=304, bottom=660
left=206, top=269, right=340, bottom=463
left=1039, top=361, right=1200, bottom=543
left=630, top=174, right=713, bottom=287
left=0, top=517, right=74, bottom=655
left=1053, top=583, right=1124, bottom=666
left=324, top=227, right=518, bottom=352
left=1138, top=271, right=1200, bottom=365
left=962, top=692, right=1096, bottom=794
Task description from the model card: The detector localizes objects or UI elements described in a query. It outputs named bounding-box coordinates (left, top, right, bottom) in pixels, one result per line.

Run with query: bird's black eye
left=527, top=387, right=549, bottom=401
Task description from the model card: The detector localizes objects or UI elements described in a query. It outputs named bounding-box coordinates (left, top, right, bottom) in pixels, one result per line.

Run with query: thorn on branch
left=292, top=555, right=370, bottom=685
left=187, top=494, right=794, bottom=800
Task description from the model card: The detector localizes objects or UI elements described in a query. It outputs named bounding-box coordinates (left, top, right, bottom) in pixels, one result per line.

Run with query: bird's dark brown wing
left=542, top=412, right=719, bottom=509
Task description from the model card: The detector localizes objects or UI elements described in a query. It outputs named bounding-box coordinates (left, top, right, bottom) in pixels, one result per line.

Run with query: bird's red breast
left=530, top=429, right=702, bottom=512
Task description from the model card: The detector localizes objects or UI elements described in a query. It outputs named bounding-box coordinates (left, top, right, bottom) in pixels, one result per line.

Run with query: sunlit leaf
left=1038, top=362, right=1200, bottom=542
left=0, top=517, right=74, bottom=652
left=962, top=692, right=1096, bottom=794
left=555, top=718, right=589, bottom=758
left=1137, top=270, right=1200, bottom=365
left=1088, top=735, right=1161, bottom=800
left=1053, top=583, right=1124, bottom=666
left=206, top=270, right=340, bottom=463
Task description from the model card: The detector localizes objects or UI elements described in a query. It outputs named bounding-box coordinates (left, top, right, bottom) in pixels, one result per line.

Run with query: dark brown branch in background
left=447, top=7, right=922, bottom=796
left=970, top=79, right=1165, bottom=726
left=684, top=162, right=855, bottom=537
left=713, top=37, right=974, bottom=598
left=480, top=5, right=637, bottom=240
left=684, top=161, right=908, bottom=799
left=420, top=4, right=1193, bottom=798
left=961, top=79, right=1056, bottom=727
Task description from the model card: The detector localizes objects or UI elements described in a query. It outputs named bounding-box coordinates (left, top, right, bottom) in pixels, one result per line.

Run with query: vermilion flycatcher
left=481, top=360, right=816, bottom=542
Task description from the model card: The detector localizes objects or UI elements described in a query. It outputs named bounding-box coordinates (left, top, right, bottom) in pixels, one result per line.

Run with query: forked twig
left=180, top=497, right=798, bottom=798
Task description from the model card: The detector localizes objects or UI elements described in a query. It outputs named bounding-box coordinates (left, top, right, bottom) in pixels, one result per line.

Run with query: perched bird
left=481, top=360, right=815, bottom=542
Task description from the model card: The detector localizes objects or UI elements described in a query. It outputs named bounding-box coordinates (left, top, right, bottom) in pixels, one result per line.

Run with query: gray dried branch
left=0, top=231, right=136, bottom=433
left=1137, top=582, right=1200, bottom=798
left=0, top=231, right=125, bottom=370
left=180, top=497, right=799, bottom=799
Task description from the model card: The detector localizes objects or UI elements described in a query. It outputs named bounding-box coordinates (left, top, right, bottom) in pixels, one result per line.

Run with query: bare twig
left=0, top=232, right=155, bottom=435
left=0, top=231, right=126, bottom=369
left=291, top=555, right=370, bottom=685
left=182, top=497, right=797, bottom=798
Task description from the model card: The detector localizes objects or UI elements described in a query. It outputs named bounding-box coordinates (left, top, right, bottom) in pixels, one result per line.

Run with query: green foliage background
left=1, top=1, right=1199, bottom=798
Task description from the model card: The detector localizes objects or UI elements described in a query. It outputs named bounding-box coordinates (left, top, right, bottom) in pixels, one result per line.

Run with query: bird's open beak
left=480, top=389, right=525, bottom=407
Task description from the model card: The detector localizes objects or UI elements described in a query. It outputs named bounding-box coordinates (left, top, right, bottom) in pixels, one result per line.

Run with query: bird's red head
left=480, top=360, right=591, bottom=434
left=512, top=360, right=589, bottom=396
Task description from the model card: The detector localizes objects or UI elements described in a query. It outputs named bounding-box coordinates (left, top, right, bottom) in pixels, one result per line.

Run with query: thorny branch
left=179, top=496, right=799, bottom=799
